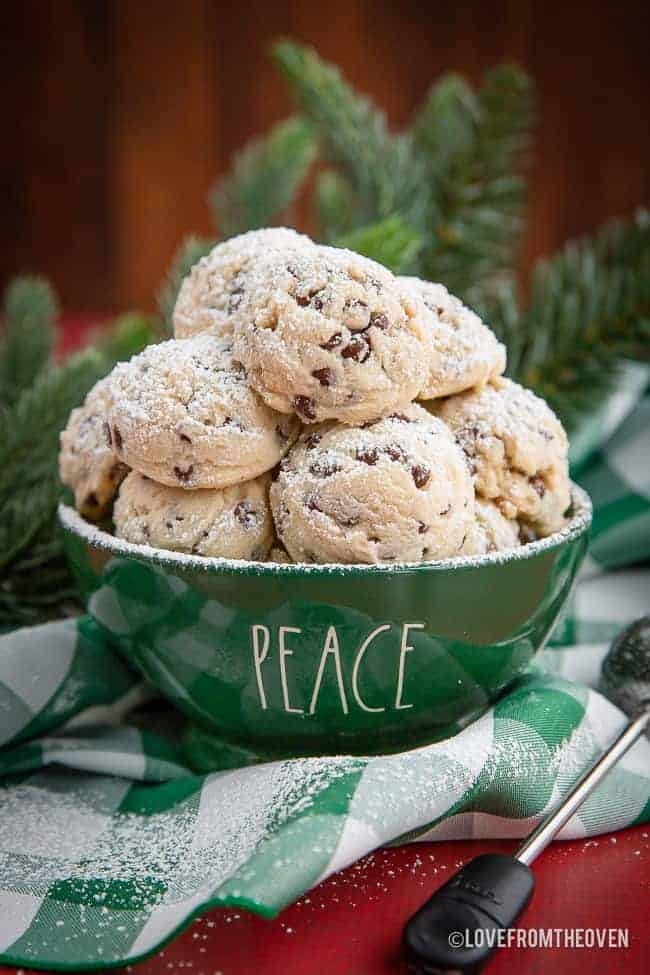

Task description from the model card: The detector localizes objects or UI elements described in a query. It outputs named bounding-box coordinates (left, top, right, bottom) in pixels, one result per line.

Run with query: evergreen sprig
left=413, top=65, right=534, bottom=299
left=210, top=115, right=317, bottom=238
left=0, top=276, right=58, bottom=408
left=486, top=209, right=650, bottom=429
left=273, top=41, right=429, bottom=232
left=0, top=283, right=156, bottom=631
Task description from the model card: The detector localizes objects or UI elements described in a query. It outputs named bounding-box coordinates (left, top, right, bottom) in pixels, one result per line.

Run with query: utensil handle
left=516, top=704, right=650, bottom=866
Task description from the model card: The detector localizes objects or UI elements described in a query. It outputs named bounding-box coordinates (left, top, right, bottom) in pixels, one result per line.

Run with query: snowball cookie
left=173, top=227, right=315, bottom=340
left=114, top=471, right=273, bottom=560
left=435, top=377, right=570, bottom=535
left=108, top=334, right=299, bottom=490
left=233, top=245, right=429, bottom=424
left=270, top=404, right=475, bottom=564
left=59, top=377, right=128, bottom=521
left=398, top=277, right=506, bottom=400
left=459, top=499, right=521, bottom=557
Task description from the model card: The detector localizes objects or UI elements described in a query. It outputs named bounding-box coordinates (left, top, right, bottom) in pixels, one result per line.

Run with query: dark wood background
left=1, top=0, right=648, bottom=313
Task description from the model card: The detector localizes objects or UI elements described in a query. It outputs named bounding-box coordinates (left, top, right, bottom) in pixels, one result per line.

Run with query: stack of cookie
left=59, top=228, right=571, bottom=565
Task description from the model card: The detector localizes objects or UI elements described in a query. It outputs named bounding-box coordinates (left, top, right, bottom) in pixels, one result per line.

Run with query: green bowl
left=59, top=485, right=591, bottom=760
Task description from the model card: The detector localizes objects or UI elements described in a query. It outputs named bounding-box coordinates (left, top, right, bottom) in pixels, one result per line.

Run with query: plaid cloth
left=0, top=391, right=648, bottom=971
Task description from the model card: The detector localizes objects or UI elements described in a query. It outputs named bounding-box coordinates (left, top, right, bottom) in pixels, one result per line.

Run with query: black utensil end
left=402, top=853, right=535, bottom=974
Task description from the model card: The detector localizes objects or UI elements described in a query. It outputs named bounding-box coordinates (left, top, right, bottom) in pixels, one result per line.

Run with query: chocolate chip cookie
left=398, top=277, right=506, bottom=400
left=434, top=377, right=571, bottom=534
left=108, top=333, right=299, bottom=489
left=270, top=404, right=474, bottom=564
left=59, top=377, right=128, bottom=521
left=173, top=227, right=315, bottom=340
left=232, top=245, right=429, bottom=424
left=114, top=470, right=273, bottom=560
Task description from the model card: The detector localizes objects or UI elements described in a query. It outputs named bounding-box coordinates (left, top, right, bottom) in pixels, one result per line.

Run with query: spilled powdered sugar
left=0, top=758, right=362, bottom=906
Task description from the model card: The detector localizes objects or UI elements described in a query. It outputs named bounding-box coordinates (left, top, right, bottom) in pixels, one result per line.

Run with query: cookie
left=114, top=471, right=273, bottom=560
left=434, top=377, right=570, bottom=534
left=59, top=377, right=128, bottom=521
left=398, top=277, right=506, bottom=400
left=173, top=227, right=315, bottom=340
left=270, top=404, right=474, bottom=564
left=459, top=498, right=521, bottom=556
left=108, top=333, right=299, bottom=489
left=232, top=245, right=429, bottom=424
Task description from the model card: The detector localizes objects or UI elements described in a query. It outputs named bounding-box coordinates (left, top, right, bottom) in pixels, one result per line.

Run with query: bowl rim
left=58, top=483, right=591, bottom=578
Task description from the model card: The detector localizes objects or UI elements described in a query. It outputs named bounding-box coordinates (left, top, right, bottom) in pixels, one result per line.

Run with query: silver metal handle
left=516, top=704, right=650, bottom=866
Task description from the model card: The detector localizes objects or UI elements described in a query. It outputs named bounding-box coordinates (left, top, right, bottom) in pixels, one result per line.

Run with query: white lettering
left=279, top=626, right=304, bottom=714
left=251, top=625, right=270, bottom=710
left=351, top=625, right=390, bottom=713
left=309, top=626, right=349, bottom=715
left=395, top=623, right=424, bottom=709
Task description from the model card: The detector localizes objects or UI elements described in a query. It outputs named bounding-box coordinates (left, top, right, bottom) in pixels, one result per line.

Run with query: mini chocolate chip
left=388, top=412, right=411, bottom=423
left=165, top=520, right=173, bottom=529
left=295, top=294, right=310, bottom=307
left=412, top=464, right=431, bottom=489
left=417, top=521, right=428, bottom=534
left=175, top=514, right=184, bottom=521
left=112, top=426, right=123, bottom=450
left=309, top=459, right=339, bottom=478
left=178, top=432, right=192, bottom=443
left=174, top=464, right=194, bottom=483
left=385, top=444, right=406, bottom=463
left=228, top=287, right=244, bottom=313
left=356, top=447, right=379, bottom=466
left=191, top=542, right=201, bottom=554
left=440, top=504, right=452, bottom=516
left=142, top=524, right=150, bottom=539
left=304, top=433, right=322, bottom=450
left=84, top=492, right=99, bottom=509
left=306, top=495, right=323, bottom=513
left=103, top=421, right=112, bottom=447
left=312, top=367, right=336, bottom=387
left=320, top=332, right=343, bottom=351
left=294, top=396, right=317, bottom=421
left=370, top=312, right=389, bottom=330
left=341, top=334, right=371, bottom=362
left=530, top=475, right=546, bottom=498
left=313, top=297, right=324, bottom=311
left=234, top=501, right=257, bottom=528
left=539, top=429, right=554, bottom=442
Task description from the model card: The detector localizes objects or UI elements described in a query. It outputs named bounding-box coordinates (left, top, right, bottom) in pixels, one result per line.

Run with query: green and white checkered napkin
left=1, top=383, right=649, bottom=971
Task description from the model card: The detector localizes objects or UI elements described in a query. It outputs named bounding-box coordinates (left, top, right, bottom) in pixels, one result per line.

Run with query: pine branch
left=485, top=209, right=650, bottom=431
left=0, top=276, right=58, bottom=408
left=337, top=215, right=424, bottom=274
left=273, top=41, right=429, bottom=229
left=314, top=169, right=354, bottom=242
left=412, top=65, right=534, bottom=300
left=210, top=116, right=317, bottom=238
left=0, top=294, right=155, bottom=629
left=158, top=235, right=215, bottom=335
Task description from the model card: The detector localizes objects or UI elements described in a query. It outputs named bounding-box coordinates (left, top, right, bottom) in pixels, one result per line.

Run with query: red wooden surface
left=1, top=828, right=648, bottom=975
left=3, top=318, right=645, bottom=974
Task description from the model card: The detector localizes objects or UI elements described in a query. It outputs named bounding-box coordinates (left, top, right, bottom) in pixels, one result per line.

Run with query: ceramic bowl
left=59, top=485, right=591, bottom=761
